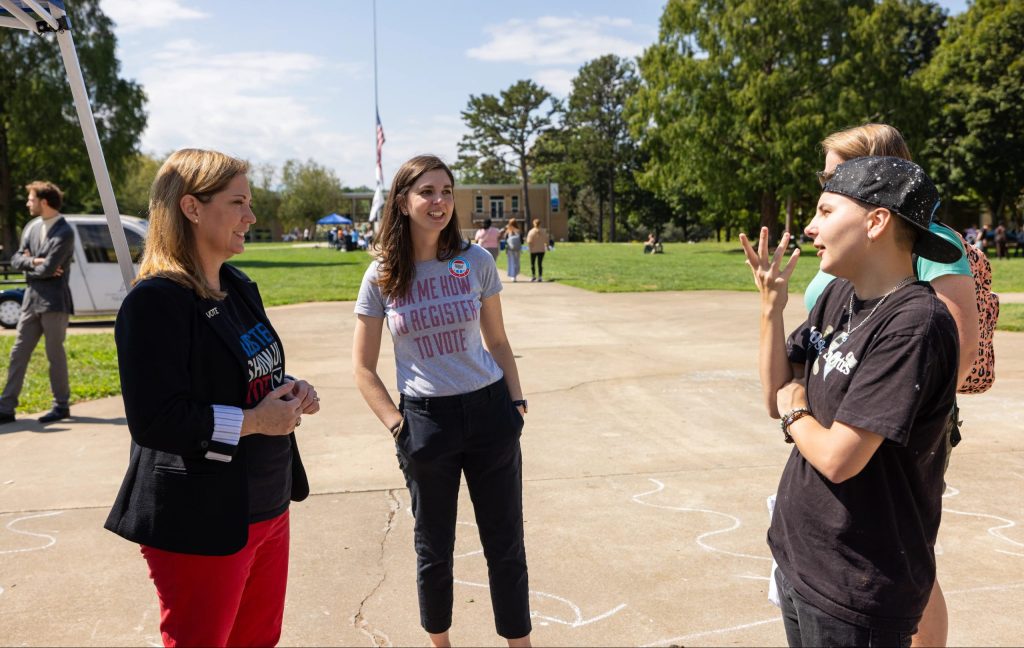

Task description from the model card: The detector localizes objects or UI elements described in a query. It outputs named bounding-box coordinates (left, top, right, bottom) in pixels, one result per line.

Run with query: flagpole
left=373, top=0, right=379, bottom=114
left=368, top=0, right=386, bottom=229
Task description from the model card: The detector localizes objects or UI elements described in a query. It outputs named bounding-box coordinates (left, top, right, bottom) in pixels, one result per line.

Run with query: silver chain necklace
left=845, top=275, right=917, bottom=336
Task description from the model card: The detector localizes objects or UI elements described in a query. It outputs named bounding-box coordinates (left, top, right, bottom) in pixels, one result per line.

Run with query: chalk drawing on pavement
left=0, top=511, right=63, bottom=555
left=403, top=503, right=627, bottom=630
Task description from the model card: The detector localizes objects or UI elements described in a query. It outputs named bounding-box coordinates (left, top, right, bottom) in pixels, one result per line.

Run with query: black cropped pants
left=396, top=378, right=530, bottom=638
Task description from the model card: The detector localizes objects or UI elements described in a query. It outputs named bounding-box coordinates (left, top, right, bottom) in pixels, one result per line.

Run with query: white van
left=0, top=214, right=147, bottom=328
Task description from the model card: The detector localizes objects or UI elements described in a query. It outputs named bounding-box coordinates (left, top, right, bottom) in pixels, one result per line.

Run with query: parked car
left=0, top=214, right=147, bottom=328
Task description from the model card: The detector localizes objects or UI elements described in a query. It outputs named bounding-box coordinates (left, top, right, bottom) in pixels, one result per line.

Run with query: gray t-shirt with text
left=355, top=244, right=503, bottom=397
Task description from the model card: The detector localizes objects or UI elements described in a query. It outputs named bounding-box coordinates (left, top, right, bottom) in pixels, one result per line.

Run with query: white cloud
left=136, top=41, right=368, bottom=184
left=383, top=115, right=467, bottom=181
left=533, top=68, right=575, bottom=96
left=101, top=0, right=206, bottom=32
left=466, top=15, right=651, bottom=66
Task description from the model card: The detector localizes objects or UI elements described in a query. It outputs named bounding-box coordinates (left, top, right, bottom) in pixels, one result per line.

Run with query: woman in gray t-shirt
left=353, top=155, right=532, bottom=647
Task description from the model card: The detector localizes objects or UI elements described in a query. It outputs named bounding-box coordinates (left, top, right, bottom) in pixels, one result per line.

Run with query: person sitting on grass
left=643, top=232, right=662, bottom=254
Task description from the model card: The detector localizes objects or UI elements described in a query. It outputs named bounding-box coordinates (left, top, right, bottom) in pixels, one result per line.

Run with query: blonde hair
left=821, top=123, right=912, bottom=161
left=137, top=148, right=249, bottom=300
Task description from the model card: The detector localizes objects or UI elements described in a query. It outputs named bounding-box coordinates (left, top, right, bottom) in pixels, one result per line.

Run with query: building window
left=511, top=195, right=519, bottom=212
left=489, top=196, right=504, bottom=218
left=475, top=195, right=483, bottom=212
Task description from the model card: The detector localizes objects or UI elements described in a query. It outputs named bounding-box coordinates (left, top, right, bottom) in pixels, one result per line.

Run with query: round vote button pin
left=448, top=257, right=470, bottom=278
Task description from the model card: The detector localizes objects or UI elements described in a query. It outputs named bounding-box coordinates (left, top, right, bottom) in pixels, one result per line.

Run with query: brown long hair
left=137, top=148, right=249, bottom=300
left=374, top=155, right=466, bottom=299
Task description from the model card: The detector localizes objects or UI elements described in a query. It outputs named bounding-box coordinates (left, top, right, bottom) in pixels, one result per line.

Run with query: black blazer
left=104, top=265, right=309, bottom=556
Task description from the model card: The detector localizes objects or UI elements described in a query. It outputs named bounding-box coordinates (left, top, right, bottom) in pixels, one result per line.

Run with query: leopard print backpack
left=956, top=232, right=999, bottom=394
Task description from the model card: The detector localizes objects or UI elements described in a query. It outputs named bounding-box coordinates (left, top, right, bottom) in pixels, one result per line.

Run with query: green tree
left=630, top=0, right=946, bottom=241
left=919, top=0, right=1024, bottom=223
left=562, top=55, right=642, bottom=241
left=0, top=0, right=147, bottom=253
left=833, top=0, right=945, bottom=142
left=459, top=80, right=559, bottom=224
left=277, top=159, right=345, bottom=231
left=114, top=152, right=163, bottom=218
left=249, top=162, right=282, bottom=228
left=451, top=151, right=518, bottom=185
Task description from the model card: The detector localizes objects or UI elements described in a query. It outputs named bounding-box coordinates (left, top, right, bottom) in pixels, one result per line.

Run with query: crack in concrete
left=351, top=488, right=400, bottom=647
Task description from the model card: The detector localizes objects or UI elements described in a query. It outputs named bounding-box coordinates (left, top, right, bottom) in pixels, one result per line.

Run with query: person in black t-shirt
left=740, top=157, right=961, bottom=647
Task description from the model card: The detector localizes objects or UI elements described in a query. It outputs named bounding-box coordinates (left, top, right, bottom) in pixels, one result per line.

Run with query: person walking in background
left=474, top=217, right=501, bottom=260
left=503, top=218, right=523, bottom=282
left=105, top=148, right=321, bottom=647
left=526, top=219, right=547, bottom=282
left=353, top=154, right=532, bottom=647
left=0, top=181, right=76, bottom=425
left=995, top=222, right=1008, bottom=259
left=801, top=123, right=978, bottom=648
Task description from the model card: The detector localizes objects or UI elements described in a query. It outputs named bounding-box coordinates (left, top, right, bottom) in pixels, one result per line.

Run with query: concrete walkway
left=1, top=280, right=1022, bottom=646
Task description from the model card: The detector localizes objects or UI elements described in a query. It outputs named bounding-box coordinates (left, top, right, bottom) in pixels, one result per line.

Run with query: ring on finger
left=295, top=417, right=302, bottom=427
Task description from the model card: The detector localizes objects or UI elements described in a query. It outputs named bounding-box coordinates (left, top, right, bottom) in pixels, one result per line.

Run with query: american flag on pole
left=369, top=110, right=386, bottom=222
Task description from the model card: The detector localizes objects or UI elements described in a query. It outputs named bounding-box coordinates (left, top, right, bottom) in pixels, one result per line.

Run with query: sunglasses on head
left=816, top=170, right=835, bottom=188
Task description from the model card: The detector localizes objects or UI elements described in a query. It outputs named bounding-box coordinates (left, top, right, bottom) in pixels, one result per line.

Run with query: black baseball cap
left=822, top=156, right=961, bottom=263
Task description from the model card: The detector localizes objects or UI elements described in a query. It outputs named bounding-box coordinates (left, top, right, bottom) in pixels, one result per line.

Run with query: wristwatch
left=512, top=399, right=528, bottom=414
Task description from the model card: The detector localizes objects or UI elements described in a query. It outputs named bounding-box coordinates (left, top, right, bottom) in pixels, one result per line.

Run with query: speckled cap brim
left=823, top=156, right=961, bottom=264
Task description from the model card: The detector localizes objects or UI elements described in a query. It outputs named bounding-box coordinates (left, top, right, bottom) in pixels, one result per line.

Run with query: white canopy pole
left=0, top=15, right=30, bottom=29
left=0, top=0, right=40, bottom=30
left=19, top=0, right=58, bottom=30
left=37, top=2, right=136, bottom=288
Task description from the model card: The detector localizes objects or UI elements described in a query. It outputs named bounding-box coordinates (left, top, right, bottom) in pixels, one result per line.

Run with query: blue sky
left=100, top=0, right=970, bottom=189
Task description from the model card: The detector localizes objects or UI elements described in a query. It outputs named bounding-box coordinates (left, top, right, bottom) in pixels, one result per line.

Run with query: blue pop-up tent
left=318, top=213, right=353, bottom=225
left=0, top=0, right=135, bottom=289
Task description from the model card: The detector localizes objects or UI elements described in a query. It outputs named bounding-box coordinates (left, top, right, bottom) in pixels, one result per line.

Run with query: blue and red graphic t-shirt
left=221, top=290, right=292, bottom=522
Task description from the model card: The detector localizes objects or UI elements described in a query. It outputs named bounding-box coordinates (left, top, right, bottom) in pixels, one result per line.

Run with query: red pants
left=141, top=510, right=290, bottom=647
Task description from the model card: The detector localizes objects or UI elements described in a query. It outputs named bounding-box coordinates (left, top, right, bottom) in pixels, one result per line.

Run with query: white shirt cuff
left=207, top=404, right=243, bottom=463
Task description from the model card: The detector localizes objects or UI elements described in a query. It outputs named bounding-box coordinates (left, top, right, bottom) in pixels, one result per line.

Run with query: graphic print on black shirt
left=769, top=279, right=958, bottom=632
left=221, top=292, right=292, bottom=522
left=240, top=320, right=285, bottom=405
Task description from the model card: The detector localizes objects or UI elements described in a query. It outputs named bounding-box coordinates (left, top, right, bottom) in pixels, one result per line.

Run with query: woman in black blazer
left=105, top=148, right=320, bottom=647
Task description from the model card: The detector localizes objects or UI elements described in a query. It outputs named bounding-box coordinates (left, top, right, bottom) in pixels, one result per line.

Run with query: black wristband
left=512, top=399, right=528, bottom=414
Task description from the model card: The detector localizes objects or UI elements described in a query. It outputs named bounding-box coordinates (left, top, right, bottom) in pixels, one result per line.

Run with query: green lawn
left=542, top=241, right=820, bottom=292
left=999, top=303, right=1024, bottom=332
left=231, top=244, right=372, bottom=305
left=542, top=241, right=1024, bottom=294
left=0, top=334, right=119, bottom=414
left=5, top=241, right=1021, bottom=413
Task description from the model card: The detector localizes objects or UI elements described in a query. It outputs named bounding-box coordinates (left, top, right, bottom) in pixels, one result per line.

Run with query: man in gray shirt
left=0, top=181, right=76, bottom=425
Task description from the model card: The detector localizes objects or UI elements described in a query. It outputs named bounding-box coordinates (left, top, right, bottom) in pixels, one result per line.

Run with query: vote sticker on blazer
left=448, top=257, right=470, bottom=278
